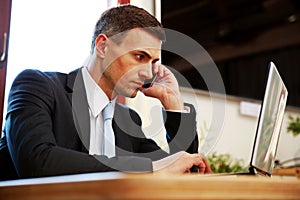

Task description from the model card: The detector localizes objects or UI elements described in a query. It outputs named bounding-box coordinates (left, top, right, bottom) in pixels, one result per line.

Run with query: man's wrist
left=152, top=151, right=185, bottom=172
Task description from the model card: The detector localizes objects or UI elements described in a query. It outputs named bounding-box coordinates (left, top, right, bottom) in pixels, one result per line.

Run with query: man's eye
left=135, top=54, right=144, bottom=60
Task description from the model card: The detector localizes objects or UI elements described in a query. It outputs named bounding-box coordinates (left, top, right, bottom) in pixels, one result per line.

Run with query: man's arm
left=163, top=103, right=199, bottom=154
left=140, top=64, right=211, bottom=173
left=141, top=64, right=199, bottom=154
left=152, top=151, right=212, bottom=174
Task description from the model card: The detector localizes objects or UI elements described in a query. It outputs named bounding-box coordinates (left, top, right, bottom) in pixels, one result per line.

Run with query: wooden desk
left=0, top=172, right=299, bottom=200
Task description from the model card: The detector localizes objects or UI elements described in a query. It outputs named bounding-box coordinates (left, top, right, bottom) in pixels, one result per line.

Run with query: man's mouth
left=132, top=81, right=144, bottom=89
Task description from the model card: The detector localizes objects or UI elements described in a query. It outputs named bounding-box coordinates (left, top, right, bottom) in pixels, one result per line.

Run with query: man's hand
left=140, top=63, right=184, bottom=110
left=152, top=151, right=212, bottom=174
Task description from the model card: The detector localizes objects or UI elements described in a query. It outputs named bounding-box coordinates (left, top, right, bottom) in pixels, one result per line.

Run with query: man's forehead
left=112, top=28, right=162, bottom=58
left=119, top=28, right=161, bottom=49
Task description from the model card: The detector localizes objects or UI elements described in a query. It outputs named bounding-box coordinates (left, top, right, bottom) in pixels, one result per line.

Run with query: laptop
left=209, top=62, right=288, bottom=177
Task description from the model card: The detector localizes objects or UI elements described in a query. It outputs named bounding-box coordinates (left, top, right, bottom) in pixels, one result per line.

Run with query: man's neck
left=85, top=59, right=116, bottom=101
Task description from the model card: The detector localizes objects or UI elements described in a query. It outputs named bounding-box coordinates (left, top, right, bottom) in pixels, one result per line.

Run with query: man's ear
left=95, top=34, right=108, bottom=58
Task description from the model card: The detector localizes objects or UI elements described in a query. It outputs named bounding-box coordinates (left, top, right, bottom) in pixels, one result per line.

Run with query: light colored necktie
left=102, top=102, right=116, bottom=157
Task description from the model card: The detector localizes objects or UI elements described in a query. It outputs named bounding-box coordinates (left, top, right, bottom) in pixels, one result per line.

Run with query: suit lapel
left=66, top=68, right=90, bottom=152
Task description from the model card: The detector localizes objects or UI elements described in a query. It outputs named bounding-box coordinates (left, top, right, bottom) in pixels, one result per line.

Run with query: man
left=0, top=5, right=211, bottom=180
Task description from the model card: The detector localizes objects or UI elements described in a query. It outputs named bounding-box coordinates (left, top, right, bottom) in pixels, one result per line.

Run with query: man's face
left=100, top=28, right=161, bottom=98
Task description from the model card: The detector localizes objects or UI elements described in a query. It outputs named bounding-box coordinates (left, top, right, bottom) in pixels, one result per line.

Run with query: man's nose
left=140, top=63, right=153, bottom=80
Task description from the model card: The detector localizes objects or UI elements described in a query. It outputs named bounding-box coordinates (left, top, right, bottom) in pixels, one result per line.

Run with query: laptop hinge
left=250, top=166, right=271, bottom=177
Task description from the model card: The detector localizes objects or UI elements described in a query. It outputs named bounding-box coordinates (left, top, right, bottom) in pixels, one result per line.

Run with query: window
left=3, top=0, right=109, bottom=126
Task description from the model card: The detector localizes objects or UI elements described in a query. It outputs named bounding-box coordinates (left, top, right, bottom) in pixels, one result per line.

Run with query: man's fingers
left=201, top=154, right=213, bottom=174
left=192, top=154, right=212, bottom=174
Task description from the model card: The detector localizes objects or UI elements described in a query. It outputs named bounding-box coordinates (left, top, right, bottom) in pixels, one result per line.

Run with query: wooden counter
left=0, top=172, right=299, bottom=200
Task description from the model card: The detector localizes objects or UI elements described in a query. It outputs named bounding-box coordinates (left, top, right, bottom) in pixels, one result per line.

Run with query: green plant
left=207, top=152, right=248, bottom=173
left=287, top=116, right=300, bottom=137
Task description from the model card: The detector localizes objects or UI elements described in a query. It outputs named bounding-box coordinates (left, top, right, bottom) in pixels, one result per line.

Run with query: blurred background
left=162, top=0, right=300, bottom=108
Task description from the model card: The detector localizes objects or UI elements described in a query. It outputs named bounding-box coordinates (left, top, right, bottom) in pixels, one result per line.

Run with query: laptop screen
left=250, top=62, right=288, bottom=176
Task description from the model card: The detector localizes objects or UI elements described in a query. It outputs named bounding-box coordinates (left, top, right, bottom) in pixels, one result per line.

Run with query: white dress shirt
left=81, top=67, right=116, bottom=155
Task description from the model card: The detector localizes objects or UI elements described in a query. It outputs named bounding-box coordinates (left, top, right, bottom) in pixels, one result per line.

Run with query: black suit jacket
left=0, top=68, right=198, bottom=180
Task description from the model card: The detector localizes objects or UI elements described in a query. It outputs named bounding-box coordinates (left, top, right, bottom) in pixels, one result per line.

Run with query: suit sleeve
left=4, top=69, right=152, bottom=178
left=163, top=103, right=199, bottom=154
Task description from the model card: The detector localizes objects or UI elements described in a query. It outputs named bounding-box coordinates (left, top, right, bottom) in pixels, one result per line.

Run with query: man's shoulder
left=15, top=68, right=80, bottom=84
left=16, top=69, right=63, bottom=81
left=9, top=68, right=81, bottom=97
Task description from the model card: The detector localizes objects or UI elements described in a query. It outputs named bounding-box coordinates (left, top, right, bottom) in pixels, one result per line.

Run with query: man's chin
left=129, top=90, right=138, bottom=98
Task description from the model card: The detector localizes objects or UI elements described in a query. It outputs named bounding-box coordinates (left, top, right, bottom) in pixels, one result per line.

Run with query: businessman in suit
left=0, top=5, right=211, bottom=180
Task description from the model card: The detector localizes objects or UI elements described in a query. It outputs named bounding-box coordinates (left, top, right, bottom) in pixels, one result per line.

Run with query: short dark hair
left=91, top=5, right=166, bottom=53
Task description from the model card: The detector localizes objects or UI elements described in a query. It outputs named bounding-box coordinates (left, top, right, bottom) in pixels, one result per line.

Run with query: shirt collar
left=81, top=67, right=116, bottom=117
